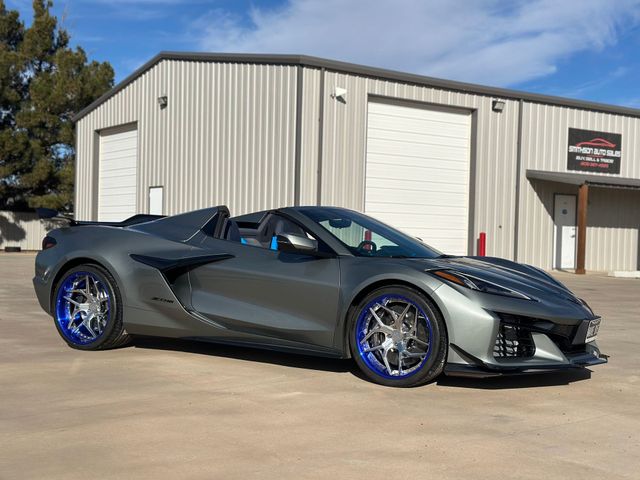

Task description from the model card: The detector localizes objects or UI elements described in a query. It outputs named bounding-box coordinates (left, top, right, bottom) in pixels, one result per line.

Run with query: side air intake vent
left=493, top=323, right=535, bottom=359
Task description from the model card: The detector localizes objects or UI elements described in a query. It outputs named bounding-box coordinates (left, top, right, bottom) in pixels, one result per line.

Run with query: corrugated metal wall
left=298, top=68, right=321, bottom=205
left=76, top=61, right=298, bottom=220
left=76, top=58, right=640, bottom=271
left=300, top=69, right=520, bottom=259
left=586, top=187, right=640, bottom=271
left=0, top=211, right=52, bottom=250
left=518, top=103, right=640, bottom=270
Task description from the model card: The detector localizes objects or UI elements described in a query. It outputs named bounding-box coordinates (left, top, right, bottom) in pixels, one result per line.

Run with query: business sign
left=567, top=128, right=621, bottom=174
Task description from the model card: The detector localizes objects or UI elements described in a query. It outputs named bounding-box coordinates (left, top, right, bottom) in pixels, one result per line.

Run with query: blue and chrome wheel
left=53, top=265, right=129, bottom=350
left=350, top=287, right=447, bottom=386
left=55, top=271, right=111, bottom=345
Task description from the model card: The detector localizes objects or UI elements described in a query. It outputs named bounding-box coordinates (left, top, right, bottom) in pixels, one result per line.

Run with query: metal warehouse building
left=73, top=52, right=640, bottom=273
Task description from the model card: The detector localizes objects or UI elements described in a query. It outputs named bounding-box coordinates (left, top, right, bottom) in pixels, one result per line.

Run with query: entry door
left=188, top=237, right=341, bottom=351
left=553, top=194, right=577, bottom=269
left=365, top=100, right=472, bottom=255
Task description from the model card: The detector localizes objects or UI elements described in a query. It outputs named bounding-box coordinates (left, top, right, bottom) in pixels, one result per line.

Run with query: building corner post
left=293, top=65, right=304, bottom=206
left=316, top=67, right=325, bottom=206
left=576, top=183, right=589, bottom=274
left=513, top=99, right=524, bottom=262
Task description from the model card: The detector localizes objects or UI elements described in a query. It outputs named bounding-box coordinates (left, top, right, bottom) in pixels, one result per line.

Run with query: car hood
left=417, top=255, right=585, bottom=306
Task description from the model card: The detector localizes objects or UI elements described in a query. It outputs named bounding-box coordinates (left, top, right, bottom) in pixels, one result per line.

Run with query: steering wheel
left=356, top=240, right=377, bottom=254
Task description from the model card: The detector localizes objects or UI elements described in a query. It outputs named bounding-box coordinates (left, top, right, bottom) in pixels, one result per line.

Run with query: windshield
left=298, top=208, right=443, bottom=258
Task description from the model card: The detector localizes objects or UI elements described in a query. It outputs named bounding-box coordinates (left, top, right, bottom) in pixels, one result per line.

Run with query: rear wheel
left=349, top=286, right=447, bottom=387
left=52, top=264, right=129, bottom=350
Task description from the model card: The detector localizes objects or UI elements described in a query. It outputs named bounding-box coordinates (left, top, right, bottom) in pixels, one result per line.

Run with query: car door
left=187, top=216, right=342, bottom=352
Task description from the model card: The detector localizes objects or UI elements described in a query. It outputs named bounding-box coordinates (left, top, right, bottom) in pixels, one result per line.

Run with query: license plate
left=586, top=318, right=601, bottom=343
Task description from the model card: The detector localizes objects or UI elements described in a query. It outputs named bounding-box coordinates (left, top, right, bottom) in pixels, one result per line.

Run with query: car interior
left=221, top=212, right=312, bottom=251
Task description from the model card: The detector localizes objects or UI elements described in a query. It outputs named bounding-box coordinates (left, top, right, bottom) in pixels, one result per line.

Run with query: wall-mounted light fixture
left=158, top=95, right=168, bottom=109
left=331, top=87, right=347, bottom=102
left=492, top=99, right=505, bottom=113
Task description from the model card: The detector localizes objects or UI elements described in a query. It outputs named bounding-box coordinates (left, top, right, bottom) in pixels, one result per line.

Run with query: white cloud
left=548, top=66, right=629, bottom=98
left=195, top=0, right=640, bottom=86
left=90, top=0, right=206, bottom=4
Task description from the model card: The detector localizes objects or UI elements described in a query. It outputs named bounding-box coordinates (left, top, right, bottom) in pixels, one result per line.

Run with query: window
left=299, top=207, right=442, bottom=258
left=149, top=186, right=163, bottom=215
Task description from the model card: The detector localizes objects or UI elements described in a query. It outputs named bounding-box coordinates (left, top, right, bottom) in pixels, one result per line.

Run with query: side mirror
left=276, top=233, right=318, bottom=254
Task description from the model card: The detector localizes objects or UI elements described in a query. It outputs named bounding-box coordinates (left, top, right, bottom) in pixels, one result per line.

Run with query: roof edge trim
left=526, top=169, right=640, bottom=189
left=72, top=51, right=640, bottom=123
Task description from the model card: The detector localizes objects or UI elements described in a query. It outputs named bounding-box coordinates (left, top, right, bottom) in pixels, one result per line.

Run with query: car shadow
left=130, top=336, right=594, bottom=389
left=131, top=336, right=354, bottom=374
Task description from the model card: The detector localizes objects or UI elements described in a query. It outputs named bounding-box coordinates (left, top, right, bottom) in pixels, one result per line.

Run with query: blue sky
left=7, top=0, right=640, bottom=108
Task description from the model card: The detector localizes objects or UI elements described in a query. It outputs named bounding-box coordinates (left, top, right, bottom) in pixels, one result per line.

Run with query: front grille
left=493, top=323, right=535, bottom=359
left=495, top=312, right=584, bottom=355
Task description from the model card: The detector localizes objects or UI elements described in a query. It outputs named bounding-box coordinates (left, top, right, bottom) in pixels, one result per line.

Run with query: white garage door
left=365, top=101, right=471, bottom=255
left=98, top=126, right=138, bottom=221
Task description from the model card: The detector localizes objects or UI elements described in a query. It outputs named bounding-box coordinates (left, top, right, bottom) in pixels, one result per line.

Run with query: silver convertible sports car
left=33, top=206, right=607, bottom=387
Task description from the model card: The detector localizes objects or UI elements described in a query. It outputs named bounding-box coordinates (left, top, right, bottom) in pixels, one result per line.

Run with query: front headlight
left=431, top=269, right=534, bottom=301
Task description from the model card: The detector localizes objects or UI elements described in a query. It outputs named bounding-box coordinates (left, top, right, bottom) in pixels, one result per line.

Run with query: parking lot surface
left=1, top=252, right=639, bottom=479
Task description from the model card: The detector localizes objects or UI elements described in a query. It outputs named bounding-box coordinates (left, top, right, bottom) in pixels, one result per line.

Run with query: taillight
left=42, top=236, right=57, bottom=250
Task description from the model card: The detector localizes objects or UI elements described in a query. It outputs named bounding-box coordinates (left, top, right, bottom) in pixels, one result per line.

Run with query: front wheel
left=349, top=286, right=447, bottom=387
left=52, top=264, right=129, bottom=350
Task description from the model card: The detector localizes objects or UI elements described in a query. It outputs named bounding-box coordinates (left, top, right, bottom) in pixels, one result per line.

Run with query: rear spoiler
left=36, top=208, right=164, bottom=227
left=36, top=208, right=78, bottom=225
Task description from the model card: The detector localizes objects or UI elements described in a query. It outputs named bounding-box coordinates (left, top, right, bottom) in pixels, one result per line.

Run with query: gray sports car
left=33, top=205, right=606, bottom=387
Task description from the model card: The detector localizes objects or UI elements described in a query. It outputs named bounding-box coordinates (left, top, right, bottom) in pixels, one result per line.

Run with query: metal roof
left=526, top=169, right=640, bottom=189
left=72, top=51, right=640, bottom=122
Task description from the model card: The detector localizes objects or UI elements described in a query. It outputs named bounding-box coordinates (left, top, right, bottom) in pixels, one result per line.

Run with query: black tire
left=52, top=264, right=130, bottom=350
left=348, top=286, right=447, bottom=387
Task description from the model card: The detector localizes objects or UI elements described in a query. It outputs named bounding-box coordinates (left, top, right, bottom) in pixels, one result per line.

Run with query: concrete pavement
left=1, top=253, right=639, bottom=479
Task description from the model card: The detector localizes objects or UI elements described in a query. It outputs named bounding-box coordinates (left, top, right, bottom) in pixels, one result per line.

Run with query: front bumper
left=445, top=342, right=608, bottom=378
left=432, top=281, right=608, bottom=378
